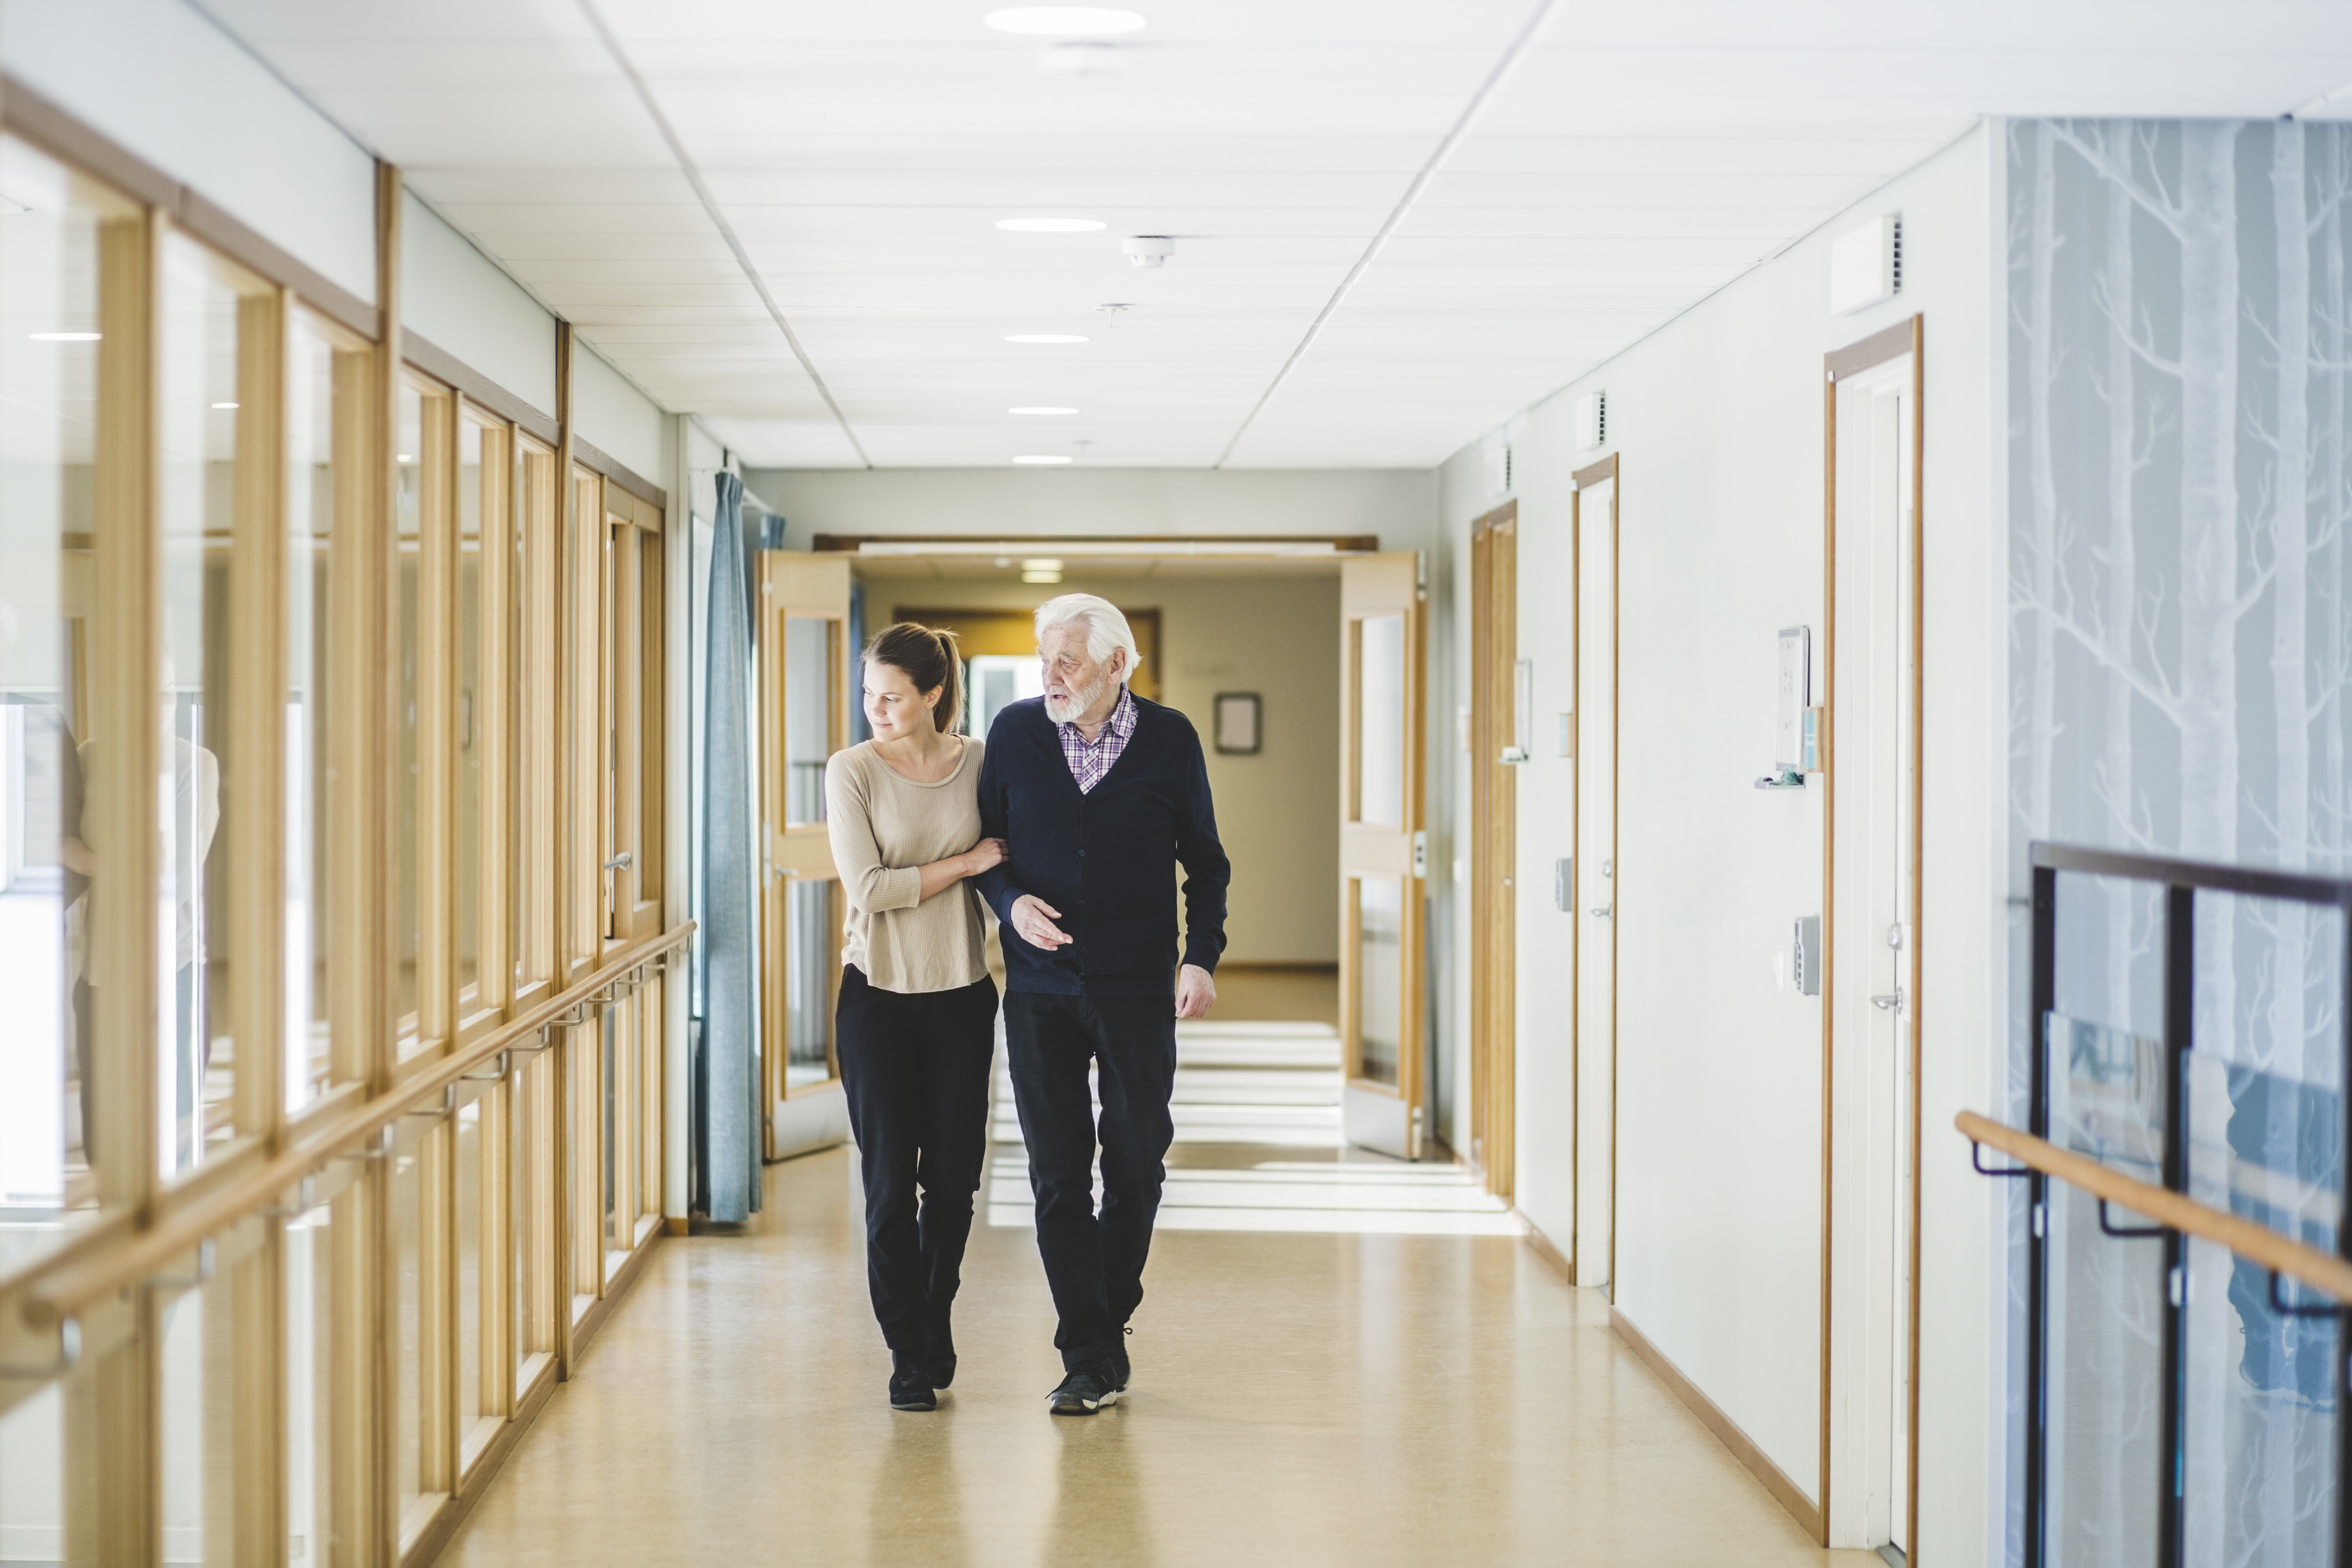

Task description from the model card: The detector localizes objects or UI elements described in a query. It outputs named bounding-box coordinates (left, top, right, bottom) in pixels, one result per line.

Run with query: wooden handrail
left=1958, top=1110, right=2352, bottom=1306
left=17, top=921, right=694, bottom=1327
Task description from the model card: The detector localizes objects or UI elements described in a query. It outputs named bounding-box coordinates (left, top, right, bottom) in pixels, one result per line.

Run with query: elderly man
left=973, top=593, right=1229, bottom=1416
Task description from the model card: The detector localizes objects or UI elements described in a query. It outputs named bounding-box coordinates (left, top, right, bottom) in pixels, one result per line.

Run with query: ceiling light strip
left=573, top=0, right=872, bottom=469
left=1211, top=0, right=1559, bottom=469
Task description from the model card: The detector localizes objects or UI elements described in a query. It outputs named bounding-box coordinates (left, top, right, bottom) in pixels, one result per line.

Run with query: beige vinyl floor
left=440, top=1142, right=1877, bottom=1568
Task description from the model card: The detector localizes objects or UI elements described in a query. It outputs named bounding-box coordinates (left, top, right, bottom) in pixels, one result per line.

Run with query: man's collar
left=1059, top=684, right=1135, bottom=742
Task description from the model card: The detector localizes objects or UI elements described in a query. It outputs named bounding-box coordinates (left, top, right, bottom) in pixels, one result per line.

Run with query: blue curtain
left=698, top=472, right=761, bottom=1220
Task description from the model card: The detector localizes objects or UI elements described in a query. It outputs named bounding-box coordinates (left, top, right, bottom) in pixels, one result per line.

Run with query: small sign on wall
left=1214, top=692, right=1261, bottom=755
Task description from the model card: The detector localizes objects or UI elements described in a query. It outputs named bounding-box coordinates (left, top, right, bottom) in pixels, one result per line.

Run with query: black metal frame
left=2010, top=842, right=2352, bottom=1568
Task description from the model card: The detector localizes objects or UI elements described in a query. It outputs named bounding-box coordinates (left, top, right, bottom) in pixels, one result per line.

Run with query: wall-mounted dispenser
left=1554, top=857, right=1572, bottom=912
left=1757, top=626, right=1818, bottom=789
left=1793, top=915, right=1822, bottom=997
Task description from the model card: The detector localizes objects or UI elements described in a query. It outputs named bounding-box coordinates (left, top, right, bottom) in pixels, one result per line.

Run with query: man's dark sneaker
left=923, top=1330, right=956, bottom=1390
left=1108, top=1328, right=1131, bottom=1393
left=1047, top=1367, right=1117, bottom=1416
left=888, top=1357, right=937, bottom=1412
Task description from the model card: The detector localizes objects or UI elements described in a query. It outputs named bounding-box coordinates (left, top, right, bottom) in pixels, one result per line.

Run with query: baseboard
left=1519, top=1213, right=1574, bottom=1284
left=1610, top=1306, right=1825, bottom=1545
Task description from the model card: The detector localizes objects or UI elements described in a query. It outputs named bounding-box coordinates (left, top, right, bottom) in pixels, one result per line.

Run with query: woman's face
left=862, top=658, right=939, bottom=741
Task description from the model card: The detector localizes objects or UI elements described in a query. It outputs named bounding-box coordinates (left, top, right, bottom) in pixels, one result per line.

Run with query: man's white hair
left=1033, top=593, right=1143, bottom=679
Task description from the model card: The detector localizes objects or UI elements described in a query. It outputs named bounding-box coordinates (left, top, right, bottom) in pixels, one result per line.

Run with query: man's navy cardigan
left=972, top=692, right=1230, bottom=996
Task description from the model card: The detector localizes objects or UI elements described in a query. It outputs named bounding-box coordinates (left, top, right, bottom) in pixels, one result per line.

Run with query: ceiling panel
left=201, top=0, right=2352, bottom=471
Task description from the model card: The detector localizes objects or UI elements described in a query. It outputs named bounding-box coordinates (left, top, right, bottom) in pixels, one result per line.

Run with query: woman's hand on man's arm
left=914, top=838, right=1007, bottom=903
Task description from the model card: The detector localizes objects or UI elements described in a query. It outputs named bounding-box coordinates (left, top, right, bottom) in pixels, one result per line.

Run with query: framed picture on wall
left=1214, top=692, right=1261, bottom=755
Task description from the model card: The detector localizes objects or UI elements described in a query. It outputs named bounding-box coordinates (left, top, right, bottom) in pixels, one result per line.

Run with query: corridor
left=439, top=1143, right=1866, bottom=1568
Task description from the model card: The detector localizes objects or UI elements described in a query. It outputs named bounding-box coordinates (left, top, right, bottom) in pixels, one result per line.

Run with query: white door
left=1829, top=346, right=1917, bottom=1555
left=1572, top=460, right=1617, bottom=1289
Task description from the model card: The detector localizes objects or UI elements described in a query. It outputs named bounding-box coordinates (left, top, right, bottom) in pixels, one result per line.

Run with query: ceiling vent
left=1576, top=390, right=1606, bottom=453
left=1829, top=213, right=1901, bottom=315
left=1481, top=437, right=1511, bottom=498
left=1122, top=235, right=1174, bottom=268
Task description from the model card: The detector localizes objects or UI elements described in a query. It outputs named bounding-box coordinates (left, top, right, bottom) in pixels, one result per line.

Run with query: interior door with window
left=1339, top=553, right=1426, bottom=1160
left=759, top=550, right=851, bottom=1159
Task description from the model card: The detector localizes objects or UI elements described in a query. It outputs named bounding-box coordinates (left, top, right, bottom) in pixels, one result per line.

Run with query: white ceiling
left=202, top=0, right=2352, bottom=469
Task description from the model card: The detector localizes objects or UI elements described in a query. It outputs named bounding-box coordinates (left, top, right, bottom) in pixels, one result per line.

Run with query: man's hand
left=1175, top=963, right=1216, bottom=1020
left=1010, top=894, right=1072, bottom=952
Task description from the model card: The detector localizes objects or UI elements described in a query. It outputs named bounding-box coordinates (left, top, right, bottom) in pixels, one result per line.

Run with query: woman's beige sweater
left=822, top=737, right=989, bottom=994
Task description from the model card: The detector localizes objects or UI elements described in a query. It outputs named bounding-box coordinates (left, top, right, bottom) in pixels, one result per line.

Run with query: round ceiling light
left=1010, top=406, right=1078, bottom=416
left=1012, top=455, right=1074, bottom=465
left=984, top=7, right=1145, bottom=37
left=996, top=217, right=1105, bottom=233
left=1005, top=333, right=1089, bottom=345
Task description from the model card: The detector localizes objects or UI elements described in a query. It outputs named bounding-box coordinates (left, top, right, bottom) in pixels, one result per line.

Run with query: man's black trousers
left=1004, top=989, right=1178, bottom=1372
left=835, top=964, right=998, bottom=1357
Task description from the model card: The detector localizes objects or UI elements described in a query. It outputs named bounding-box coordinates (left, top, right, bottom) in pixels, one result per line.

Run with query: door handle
left=1871, top=990, right=1905, bottom=1011
left=604, top=851, right=634, bottom=871
left=1590, top=905, right=1611, bottom=918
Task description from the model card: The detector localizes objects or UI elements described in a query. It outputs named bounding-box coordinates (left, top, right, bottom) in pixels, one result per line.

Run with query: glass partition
left=1352, top=614, right=1405, bottom=829
left=0, top=134, right=120, bottom=1263
left=784, top=616, right=834, bottom=826
left=394, top=383, right=424, bottom=1037
left=1352, top=875, right=1403, bottom=1087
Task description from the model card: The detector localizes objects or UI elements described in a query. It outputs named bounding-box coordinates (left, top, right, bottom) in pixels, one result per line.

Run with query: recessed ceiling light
left=28, top=331, right=99, bottom=342
left=997, top=217, right=1105, bottom=234
left=985, top=7, right=1145, bottom=37
left=1022, top=558, right=1065, bottom=572
left=1012, top=455, right=1073, bottom=465
left=211, top=401, right=239, bottom=410
left=397, top=454, right=415, bottom=463
left=1023, top=570, right=1063, bottom=583
left=1006, top=334, right=1089, bottom=345
left=1011, top=406, right=1078, bottom=416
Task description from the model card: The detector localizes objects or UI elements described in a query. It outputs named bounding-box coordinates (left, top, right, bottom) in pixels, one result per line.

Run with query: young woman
left=823, top=622, right=1005, bottom=1412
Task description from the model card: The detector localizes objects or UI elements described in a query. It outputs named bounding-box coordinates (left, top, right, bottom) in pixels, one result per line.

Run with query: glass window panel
left=512, top=1051, right=550, bottom=1375
left=787, top=879, right=835, bottom=1090
left=513, top=441, right=553, bottom=991
left=158, top=1269, right=232, bottom=1563
left=158, top=233, right=241, bottom=1177
left=284, top=1192, right=338, bottom=1568
left=2180, top=1032, right=2344, bottom=1565
left=0, top=134, right=113, bottom=1261
left=0, top=1379, right=64, bottom=1564
left=457, top=417, right=485, bottom=1006
left=456, top=1095, right=485, bottom=1441
left=965, top=652, right=1043, bottom=741
left=394, top=385, right=423, bottom=1035
left=392, top=1131, right=424, bottom=1528
left=1353, top=876, right=1403, bottom=1086
left=284, top=313, right=343, bottom=1111
left=2041, top=1017, right=2165, bottom=1563
left=784, top=616, right=832, bottom=826
left=1354, top=614, right=1405, bottom=829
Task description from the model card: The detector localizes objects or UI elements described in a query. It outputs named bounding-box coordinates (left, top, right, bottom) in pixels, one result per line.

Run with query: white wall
left=574, top=344, right=671, bottom=497
left=1, top=0, right=378, bottom=305
left=403, top=192, right=557, bottom=420
left=1435, top=125, right=1999, bottom=1563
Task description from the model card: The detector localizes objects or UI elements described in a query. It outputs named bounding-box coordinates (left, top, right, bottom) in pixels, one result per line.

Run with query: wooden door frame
left=1568, top=454, right=1620, bottom=1289
left=1469, top=503, right=1516, bottom=1199
left=1822, top=312, right=1925, bottom=1558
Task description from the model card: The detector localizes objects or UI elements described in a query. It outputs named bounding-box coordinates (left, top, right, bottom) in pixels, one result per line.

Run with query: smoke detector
left=1122, top=235, right=1174, bottom=269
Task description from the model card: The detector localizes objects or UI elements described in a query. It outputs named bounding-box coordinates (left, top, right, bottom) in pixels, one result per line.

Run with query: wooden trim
left=0, top=74, right=382, bottom=343
left=402, top=329, right=557, bottom=447
left=396, top=1322, right=563, bottom=1568
left=1613, top=1306, right=1825, bottom=1544
left=1904, top=315, right=1926, bottom=1568
left=1960, top=1111, right=2352, bottom=1301
left=1817, top=352, right=1838, bottom=1539
left=1826, top=316, right=1921, bottom=383
left=572, top=435, right=667, bottom=512
left=1469, top=504, right=1517, bottom=1199
left=814, top=531, right=1379, bottom=553
left=1571, top=452, right=1619, bottom=489
left=1569, top=460, right=1623, bottom=1294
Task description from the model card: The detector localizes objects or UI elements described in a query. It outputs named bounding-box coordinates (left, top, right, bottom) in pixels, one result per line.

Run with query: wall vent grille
left=1890, top=216, right=1903, bottom=296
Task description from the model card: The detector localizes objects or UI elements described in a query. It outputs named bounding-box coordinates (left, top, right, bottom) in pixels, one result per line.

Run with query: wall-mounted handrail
left=1958, top=1110, right=2352, bottom=1306
left=13, top=921, right=694, bottom=1333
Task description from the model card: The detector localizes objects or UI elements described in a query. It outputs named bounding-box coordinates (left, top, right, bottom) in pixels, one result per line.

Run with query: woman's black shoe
left=888, top=1358, right=937, bottom=1411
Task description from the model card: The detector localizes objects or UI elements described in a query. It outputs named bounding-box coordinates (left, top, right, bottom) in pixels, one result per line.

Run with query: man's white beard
left=1044, top=670, right=1107, bottom=725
